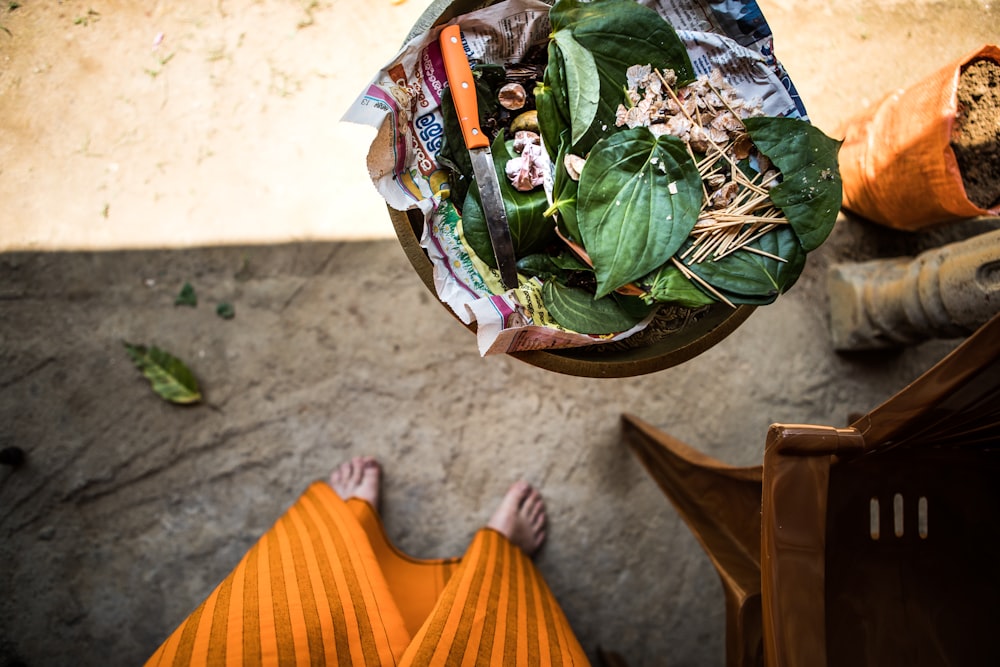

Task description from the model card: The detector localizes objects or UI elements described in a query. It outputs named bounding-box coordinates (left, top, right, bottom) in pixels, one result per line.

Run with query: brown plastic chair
left=622, top=414, right=765, bottom=667
left=763, top=309, right=1000, bottom=667
left=624, top=310, right=1000, bottom=667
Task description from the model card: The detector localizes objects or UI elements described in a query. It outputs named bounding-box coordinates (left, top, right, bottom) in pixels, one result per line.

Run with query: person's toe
left=533, top=529, right=546, bottom=551
left=523, top=489, right=543, bottom=515
left=329, top=460, right=348, bottom=486
left=359, top=458, right=380, bottom=490
left=350, top=457, right=367, bottom=486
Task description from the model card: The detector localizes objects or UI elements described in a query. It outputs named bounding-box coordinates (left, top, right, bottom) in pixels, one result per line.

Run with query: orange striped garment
left=145, top=481, right=590, bottom=666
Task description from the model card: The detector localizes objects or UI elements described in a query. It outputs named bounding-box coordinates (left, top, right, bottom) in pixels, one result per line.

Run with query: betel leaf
left=518, top=250, right=592, bottom=282
left=549, top=132, right=581, bottom=242
left=123, top=341, right=202, bottom=405
left=743, top=116, right=842, bottom=252
left=542, top=279, right=646, bottom=334
left=577, top=127, right=702, bottom=298
left=551, top=251, right=590, bottom=272
left=474, top=63, right=508, bottom=94
left=534, top=82, right=564, bottom=161
left=517, top=253, right=563, bottom=281
left=642, top=263, right=716, bottom=308
left=613, top=291, right=659, bottom=319
left=462, top=132, right=554, bottom=268
left=544, top=40, right=571, bottom=121
left=437, top=86, right=474, bottom=206
left=552, top=0, right=693, bottom=81
left=537, top=41, right=572, bottom=161
left=551, top=29, right=600, bottom=147
left=547, top=0, right=694, bottom=154
left=683, top=226, right=807, bottom=304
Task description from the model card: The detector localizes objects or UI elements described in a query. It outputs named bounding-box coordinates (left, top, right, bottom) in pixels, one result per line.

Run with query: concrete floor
left=1, top=0, right=998, bottom=665
left=4, top=216, right=997, bottom=665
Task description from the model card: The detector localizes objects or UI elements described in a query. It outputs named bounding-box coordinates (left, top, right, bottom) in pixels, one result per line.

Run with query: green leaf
left=517, top=253, right=562, bottom=281
left=551, top=251, right=590, bottom=272
left=216, top=302, right=235, bottom=319
left=548, top=0, right=694, bottom=154
left=551, top=29, right=600, bottom=146
left=613, top=291, right=659, bottom=319
left=643, top=263, right=716, bottom=307
left=549, top=133, right=581, bottom=242
left=436, top=86, right=473, bottom=206
left=577, top=127, right=702, bottom=298
left=475, top=63, right=508, bottom=93
left=462, top=132, right=555, bottom=268
left=683, top=226, right=807, bottom=304
left=544, top=40, right=571, bottom=122
left=123, top=342, right=202, bottom=405
left=534, top=78, right=567, bottom=161
left=743, top=117, right=843, bottom=252
left=517, top=251, right=591, bottom=282
left=542, top=279, right=646, bottom=334
left=175, top=282, right=197, bottom=307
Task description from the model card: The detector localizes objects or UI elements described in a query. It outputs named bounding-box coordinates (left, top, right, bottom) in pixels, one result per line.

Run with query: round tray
left=386, top=0, right=755, bottom=378
left=389, top=207, right=753, bottom=378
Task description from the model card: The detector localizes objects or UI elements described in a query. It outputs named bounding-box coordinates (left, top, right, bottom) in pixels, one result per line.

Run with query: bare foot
left=328, top=456, right=380, bottom=508
left=487, top=481, right=547, bottom=556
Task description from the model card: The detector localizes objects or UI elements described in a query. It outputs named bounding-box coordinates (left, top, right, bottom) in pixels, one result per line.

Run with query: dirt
left=2, top=0, right=999, bottom=251
left=0, top=0, right=431, bottom=251
left=953, top=58, right=1000, bottom=210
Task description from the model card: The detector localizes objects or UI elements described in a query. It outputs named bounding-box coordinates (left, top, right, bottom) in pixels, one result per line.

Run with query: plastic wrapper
left=344, top=0, right=805, bottom=355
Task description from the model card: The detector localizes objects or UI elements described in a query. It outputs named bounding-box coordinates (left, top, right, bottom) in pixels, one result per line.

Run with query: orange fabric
left=838, top=44, right=1000, bottom=229
left=398, top=528, right=590, bottom=667
left=145, top=483, right=589, bottom=667
left=145, top=482, right=411, bottom=667
left=346, top=498, right=461, bottom=638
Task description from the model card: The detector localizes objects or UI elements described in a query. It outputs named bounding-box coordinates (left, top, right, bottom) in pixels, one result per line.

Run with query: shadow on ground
left=3, top=214, right=993, bottom=665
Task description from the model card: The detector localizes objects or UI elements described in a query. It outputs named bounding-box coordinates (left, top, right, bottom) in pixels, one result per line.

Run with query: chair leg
left=726, top=587, right=764, bottom=667
left=622, top=413, right=762, bottom=570
left=622, top=413, right=764, bottom=667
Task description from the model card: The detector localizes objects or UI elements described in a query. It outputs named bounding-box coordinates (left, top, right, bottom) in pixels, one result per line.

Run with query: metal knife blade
left=439, top=24, right=519, bottom=290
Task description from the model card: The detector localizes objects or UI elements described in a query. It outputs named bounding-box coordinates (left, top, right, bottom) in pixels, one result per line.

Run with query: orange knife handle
left=439, top=25, right=489, bottom=150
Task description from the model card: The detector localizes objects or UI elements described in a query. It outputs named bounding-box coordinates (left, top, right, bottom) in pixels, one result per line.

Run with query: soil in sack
left=952, top=58, right=1000, bottom=210
left=838, top=44, right=1000, bottom=230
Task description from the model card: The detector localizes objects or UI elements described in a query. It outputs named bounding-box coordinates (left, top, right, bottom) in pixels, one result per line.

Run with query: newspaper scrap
left=343, top=0, right=805, bottom=356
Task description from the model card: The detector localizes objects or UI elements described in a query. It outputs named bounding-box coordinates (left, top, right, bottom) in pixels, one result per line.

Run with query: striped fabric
left=399, top=529, right=590, bottom=666
left=346, top=498, right=461, bottom=640
left=145, top=482, right=589, bottom=666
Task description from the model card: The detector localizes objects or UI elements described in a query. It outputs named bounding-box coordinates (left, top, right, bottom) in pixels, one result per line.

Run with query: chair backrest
left=762, top=312, right=1000, bottom=667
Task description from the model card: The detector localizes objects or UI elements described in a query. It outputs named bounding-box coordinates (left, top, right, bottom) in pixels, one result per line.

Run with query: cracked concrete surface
left=2, top=0, right=999, bottom=665
left=6, top=215, right=999, bottom=665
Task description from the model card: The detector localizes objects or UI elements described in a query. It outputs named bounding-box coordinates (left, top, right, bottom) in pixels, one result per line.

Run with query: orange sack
left=838, top=44, right=1000, bottom=230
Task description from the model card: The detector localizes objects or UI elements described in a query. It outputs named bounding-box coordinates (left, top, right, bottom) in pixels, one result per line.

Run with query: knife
left=439, top=24, right=519, bottom=290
